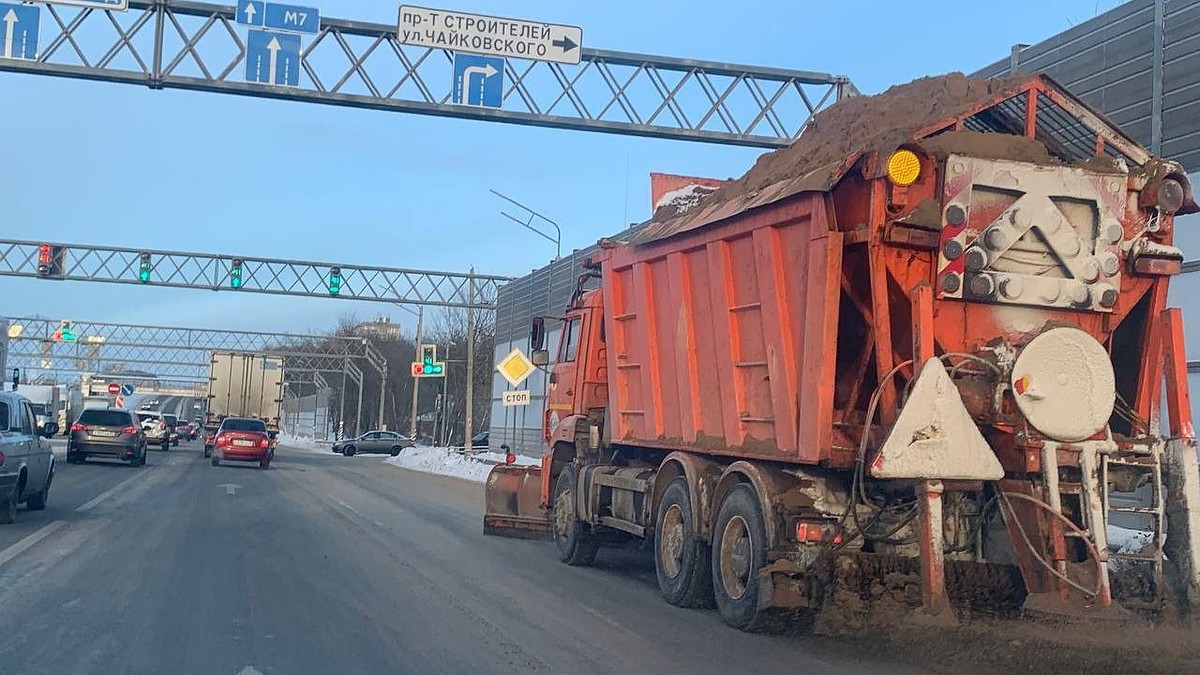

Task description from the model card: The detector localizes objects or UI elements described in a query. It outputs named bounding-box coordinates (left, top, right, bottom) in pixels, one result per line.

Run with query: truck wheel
left=552, top=464, right=598, bottom=566
left=343, top=445, right=356, bottom=457
left=711, top=483, right=769, bottom=631
left=25, top=472, right=50, bottom=511
left=655, top=478, right=715, bottom=608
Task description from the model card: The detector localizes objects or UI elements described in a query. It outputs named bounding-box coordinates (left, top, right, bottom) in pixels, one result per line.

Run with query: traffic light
left=328, top=266, right=342, bottom=295
left=36, top=244, right=63, bottom=278
left=54, top=320, right=76, bottom=343
left=421, top=345, right=444, bottom=375
left=230, top=258, right=244, bottom=289
left=138, top=252, right=152, bottom=283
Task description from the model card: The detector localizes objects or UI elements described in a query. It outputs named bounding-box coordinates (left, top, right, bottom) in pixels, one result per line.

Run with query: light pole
left=440, top=341, right=454, bottom=445
left=490, top=189, right=561, bottom=260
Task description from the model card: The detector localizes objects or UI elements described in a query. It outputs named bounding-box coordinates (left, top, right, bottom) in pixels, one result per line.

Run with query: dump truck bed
left=596, top=195, right=841, bottom=463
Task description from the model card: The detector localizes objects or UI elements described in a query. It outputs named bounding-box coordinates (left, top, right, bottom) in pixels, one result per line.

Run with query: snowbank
left=384, top=446, right=538, bottom=483
left=276, top=433, right=333, bottom=454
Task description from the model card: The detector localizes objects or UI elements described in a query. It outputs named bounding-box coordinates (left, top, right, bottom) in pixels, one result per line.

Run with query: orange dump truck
left=485, top=73, right=1200, bottom=630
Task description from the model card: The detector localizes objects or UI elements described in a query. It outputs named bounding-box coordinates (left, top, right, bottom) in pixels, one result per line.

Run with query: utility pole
left=464, top=269, right=475, bottom=449
left=409, top=306, right=423, bottom=438
left=439, top=342, right=452, bottom=445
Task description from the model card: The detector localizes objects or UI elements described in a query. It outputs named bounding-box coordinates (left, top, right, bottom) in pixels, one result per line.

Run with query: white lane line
left=76, top=471, right=150, bottom=513
left=327, top=493, right=361, bottom=516
left=0, top=520, right=66, bottom=567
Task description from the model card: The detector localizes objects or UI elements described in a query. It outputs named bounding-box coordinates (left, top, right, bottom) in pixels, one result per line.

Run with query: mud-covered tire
left=0, top=483, right=18, bottom=524
left=655, top=478, right=715, bottom=608
left=25, top=472, right=50, bottom=511
left=552, top=464, right=598, bottom=566
left=711, top=483, right=769, bottom=631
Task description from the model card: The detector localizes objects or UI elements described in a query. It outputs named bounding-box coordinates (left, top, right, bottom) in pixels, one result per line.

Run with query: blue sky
left=1, top=0, right=1125, bottom=336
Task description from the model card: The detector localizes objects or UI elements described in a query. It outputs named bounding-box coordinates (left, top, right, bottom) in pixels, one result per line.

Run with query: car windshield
left=221, top=418, right=266, bottom=432
left=137, top=413, right=159, bottom=423
left=79, top=410, right=132, bottom=426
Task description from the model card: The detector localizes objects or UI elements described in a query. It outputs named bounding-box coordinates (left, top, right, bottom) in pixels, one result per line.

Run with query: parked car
left=0, top=391, right=58, bottom=524
left=136, top=411, right=171, bottom=451
left=332, top=430, right=415, bottom=457
left=208, top=417, right=273, bottom=469
left=471, top=431, right=489, bottom=449
left=68, top=408, right=147, bottom=466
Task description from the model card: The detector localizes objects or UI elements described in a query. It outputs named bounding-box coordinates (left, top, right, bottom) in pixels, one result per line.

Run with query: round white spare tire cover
left=1010, top=327, right=1115, bottom=443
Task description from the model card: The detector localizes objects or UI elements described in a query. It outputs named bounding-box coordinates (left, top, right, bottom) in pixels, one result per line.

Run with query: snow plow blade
left=483, top=463, right=551, bottom=539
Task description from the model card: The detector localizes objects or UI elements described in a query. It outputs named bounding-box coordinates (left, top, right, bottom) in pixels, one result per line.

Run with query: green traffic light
left=138, top=268, right=151, bottom=283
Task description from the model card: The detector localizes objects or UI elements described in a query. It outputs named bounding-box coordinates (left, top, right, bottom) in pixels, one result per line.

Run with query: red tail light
left=70, top=423, right=87, bottom=432
left=259, top=438, right=270, bottom=449
left=216, top=435, right=229, bottom=447
left=121, top=426, right=138, bottom=435
left=158, top=422, right=166, bottom=431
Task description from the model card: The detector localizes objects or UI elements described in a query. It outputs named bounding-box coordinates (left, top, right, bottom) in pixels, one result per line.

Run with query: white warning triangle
left=869, top=358, right=1003, bottom=481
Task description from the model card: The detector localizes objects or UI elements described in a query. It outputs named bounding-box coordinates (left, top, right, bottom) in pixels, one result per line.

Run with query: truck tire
left=25, top=472, right=50, bottom=511
left=552, top=464, right=598, bottom=566
left=655, top=478, right=715, bottom=608
left=711, top=483, right=769, bottom=631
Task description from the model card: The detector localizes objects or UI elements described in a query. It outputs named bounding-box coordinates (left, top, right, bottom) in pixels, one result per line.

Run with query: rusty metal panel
left=602, top=195, right=831, bottom=462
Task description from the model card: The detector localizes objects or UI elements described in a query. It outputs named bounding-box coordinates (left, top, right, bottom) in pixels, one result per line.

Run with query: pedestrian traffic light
left=138, top=252, right=152, bottom=283
left=328, top=266, right=342, bottom=295
left=230, top=258, right=244, bottom=289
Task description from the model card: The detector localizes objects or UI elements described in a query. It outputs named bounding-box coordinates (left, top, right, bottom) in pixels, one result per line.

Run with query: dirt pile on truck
left=680, top=72, right=1033, bottom=208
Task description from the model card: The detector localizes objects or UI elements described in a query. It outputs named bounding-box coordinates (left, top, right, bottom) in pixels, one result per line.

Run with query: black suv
left=68, top=408, right=147, bottom=466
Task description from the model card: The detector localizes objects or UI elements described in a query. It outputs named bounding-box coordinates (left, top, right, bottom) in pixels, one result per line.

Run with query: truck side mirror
left=530, top=317, right=546, bottom=352
left=41, top=421, right=59, bottom=438
left=531, top=349, right=550, bottom=366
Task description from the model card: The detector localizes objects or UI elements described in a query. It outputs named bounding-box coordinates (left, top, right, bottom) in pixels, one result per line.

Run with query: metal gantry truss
left=0, top=0, right=854, bottom=148
left=6, top=315, right=384, bottom=385
left=0, top=239, right=508, bottom=309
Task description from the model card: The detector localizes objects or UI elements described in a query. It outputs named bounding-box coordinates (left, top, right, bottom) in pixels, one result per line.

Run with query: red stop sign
left=107, top=382, right=121, bottom=396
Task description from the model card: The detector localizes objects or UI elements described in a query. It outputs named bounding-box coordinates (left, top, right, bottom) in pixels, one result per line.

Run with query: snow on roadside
left=384, top=445, right=538, bottom=483
left=276, top=433, right=333, bottom=454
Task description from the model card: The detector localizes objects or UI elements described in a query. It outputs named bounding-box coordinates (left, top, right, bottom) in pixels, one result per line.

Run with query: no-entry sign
left=107, top=382, right=121, bottom=396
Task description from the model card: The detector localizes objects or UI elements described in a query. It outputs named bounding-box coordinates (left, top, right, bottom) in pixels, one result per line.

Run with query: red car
left=208, top=417, right=273, bottom=470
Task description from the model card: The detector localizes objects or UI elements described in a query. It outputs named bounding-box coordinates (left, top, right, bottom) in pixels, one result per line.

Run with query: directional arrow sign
left=452, top=53, right=503, bottom=108
left=236, top=0, right=264, bottom=27
left=0, top=3, right=39, bottom=61
left=398, top=5, right=583, bottom=65
left=245, top=28, right=301, bottom=87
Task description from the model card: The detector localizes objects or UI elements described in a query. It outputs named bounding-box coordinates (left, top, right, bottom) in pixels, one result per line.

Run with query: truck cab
left=538, top=285, right=608, bottom=454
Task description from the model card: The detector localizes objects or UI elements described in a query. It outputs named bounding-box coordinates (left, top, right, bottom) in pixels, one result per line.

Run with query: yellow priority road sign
left=496, top=348, right=536, bottom=387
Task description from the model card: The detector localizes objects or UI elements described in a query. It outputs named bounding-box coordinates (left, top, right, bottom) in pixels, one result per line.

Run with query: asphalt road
left=0, top=440, right=922, bottom=675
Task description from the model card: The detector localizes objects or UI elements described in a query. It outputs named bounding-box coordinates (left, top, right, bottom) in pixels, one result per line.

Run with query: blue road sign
left=264, top=2, right=320, bottom=35
left=452, top=54, right=504, bottom=109
left=121, top=383, right=134, bottom=396
left=235, top=0, right=265, bottom=27
left=41, top=1, right=128, bottom=9
left=0, top=3, right=38, bottom=61
left=245, top=29, right=302, bottom=87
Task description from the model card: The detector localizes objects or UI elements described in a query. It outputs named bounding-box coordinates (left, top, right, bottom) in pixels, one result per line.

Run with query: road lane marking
left=0, top=520, right=66, bottom=567
left=76, top=471, right=151, bottom=513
